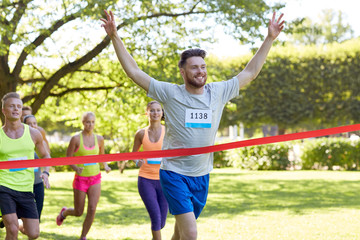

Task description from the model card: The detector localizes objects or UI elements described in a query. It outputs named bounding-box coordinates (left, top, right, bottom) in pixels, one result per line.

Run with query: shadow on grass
left=45, top=182, right=150, bottom=227
left=93, top=206, right=149, bottom=226
left=47, top=179, right=138, bottom=205
left=39, top=232, right=140, bottom=240
left=49, top=172, right=360, bottom=220
left=39, top=170, right=360, bottom=239
left=37, top=232, right=75, bottom=240
left=202, top=172, right=360, bottom=218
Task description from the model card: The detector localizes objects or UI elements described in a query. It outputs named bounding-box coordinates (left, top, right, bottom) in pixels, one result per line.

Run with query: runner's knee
left=7, top=223, right=19, bottom=237
left=87, top=204, right=97, bottom=215
left=27, top=230, right=40, bottom=239
left=181, top=227, right=197, bottom=240
left=74, top=208, right=84, bottom=217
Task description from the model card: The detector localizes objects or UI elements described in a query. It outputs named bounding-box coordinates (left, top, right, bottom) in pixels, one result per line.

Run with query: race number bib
left=185, top=109, right=212, bottom=128
left=147, top=157, right=162, bottom=164
left=8, top=156, right=28, bottom=172
left=84, top=163, right=97, bottom=166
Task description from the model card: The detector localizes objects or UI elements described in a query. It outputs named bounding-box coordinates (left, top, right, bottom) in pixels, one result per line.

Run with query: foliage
left=0, top=0, right=283, bottom=123
left=301, top=137, right=360, bottom=170
left=223, top=142, right=290, bottom=170
left=49, top=142, right=71, bottom=171
left=213, top=137, right=360, bottom=171
left=220, top=38, right=360, bottom=131
left=49, top=136, right=360, bottom=173
left=213, top=150, right=231, bottom=168
left=35, top=57, right=165, bottom=155
left=49, top=140, right=128, bottom=171
left=287, top=9, right=354, bottom=45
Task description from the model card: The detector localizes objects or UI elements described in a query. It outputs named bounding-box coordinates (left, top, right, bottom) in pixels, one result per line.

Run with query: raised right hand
left=100, top=10, right=117, bottom=38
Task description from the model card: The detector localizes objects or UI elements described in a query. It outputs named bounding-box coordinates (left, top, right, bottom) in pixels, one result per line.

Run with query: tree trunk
left=0, top=69, right=17, bottom=125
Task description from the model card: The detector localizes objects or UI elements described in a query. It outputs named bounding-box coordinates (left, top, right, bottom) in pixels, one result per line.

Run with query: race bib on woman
left=147, top=157, right=162, bottom=164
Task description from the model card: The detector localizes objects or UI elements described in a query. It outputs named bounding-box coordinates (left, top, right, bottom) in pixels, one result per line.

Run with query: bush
left=301, top=137, right=360, bottom=170
left=49, top=137, right=360, bottom=172
left=213, top=150, right=231, bottom=168
left=49, top=141, right=131, bottom=172
left=48, top=142, right=71, bottom=171
left=225, top=143, right=291, bottom=170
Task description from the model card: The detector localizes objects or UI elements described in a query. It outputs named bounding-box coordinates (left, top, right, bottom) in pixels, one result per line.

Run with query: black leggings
left=33, top=182, right=44, bottom=220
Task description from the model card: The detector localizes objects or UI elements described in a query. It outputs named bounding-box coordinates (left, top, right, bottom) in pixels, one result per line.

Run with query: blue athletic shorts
left=159, top=169, right=209, bottom=219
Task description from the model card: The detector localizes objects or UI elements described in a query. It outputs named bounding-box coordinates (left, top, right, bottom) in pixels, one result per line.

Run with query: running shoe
left=56, top=207, right=67, bottom=226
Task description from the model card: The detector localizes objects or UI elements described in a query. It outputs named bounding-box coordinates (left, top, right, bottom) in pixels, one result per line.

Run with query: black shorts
left=0, top=185, right=38, bottom=219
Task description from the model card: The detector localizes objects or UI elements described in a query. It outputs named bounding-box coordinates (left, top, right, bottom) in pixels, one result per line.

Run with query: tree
left=288, top=9, right=354, bottom=45
left=37, top=58, right=150, bottom=153
left=218, top=38, right=360, bottom=133
left=0, top=0, right=283, bottom=123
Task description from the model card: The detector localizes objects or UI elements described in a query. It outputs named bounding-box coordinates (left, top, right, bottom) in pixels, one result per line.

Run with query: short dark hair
left=23, top=114, right=36, bottom=124
left=1, top=92, right=21, bottom=108
left=178, top=48, right=207, bottom=69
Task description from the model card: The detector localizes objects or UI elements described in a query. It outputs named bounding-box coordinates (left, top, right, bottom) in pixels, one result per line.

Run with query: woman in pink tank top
left=56, top=112, right=111, bottom=240
left=132, top=101, right=168, bottom=240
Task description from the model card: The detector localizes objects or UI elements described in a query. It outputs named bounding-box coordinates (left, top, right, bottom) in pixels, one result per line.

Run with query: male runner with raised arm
left=101, top=11, right=284, bottom=240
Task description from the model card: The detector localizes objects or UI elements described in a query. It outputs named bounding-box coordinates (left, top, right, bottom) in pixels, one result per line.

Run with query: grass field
left=4, top=169, right=360, bottom=240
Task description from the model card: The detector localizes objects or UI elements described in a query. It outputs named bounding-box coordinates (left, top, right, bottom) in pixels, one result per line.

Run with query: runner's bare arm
left=98, top=135, right=111, bottom=173
left=67, top=135, right=83, bottom=175
left=237, top=12, right=284, bottom=88
left=101, top=10, right=151, bottom=92
left=30, top=128, right=50, bottom=159
left=38, top=126, right=50, bottom=153
left=132, top=129, right=145, bottom=167
left=30, top=127, right=51, bottom=188
left=132, top=129, right=144, bottom=152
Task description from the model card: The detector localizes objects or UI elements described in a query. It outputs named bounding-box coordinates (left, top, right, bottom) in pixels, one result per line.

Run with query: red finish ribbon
left=1, top=124, right=360, bottom=170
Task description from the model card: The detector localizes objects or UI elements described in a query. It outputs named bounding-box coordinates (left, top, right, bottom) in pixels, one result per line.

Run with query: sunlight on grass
left=7, top=169, right=360, bottom=240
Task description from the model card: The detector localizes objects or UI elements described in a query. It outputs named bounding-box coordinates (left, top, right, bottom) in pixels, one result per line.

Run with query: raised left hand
left=268, top=12, right=285, bottom=40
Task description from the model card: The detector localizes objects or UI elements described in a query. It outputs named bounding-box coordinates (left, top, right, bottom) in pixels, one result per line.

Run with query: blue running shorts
left=159, top=169, right=209, bottom=219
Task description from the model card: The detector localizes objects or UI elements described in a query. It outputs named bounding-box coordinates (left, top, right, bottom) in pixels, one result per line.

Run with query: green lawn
left=7, top=169, right=360, bottom=240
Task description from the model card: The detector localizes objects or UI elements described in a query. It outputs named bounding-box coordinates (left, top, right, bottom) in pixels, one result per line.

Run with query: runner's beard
left=186, top=75, right=207, bottom=88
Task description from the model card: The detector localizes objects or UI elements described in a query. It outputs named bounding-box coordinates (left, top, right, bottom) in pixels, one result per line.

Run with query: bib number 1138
left=185, top=109, right=212, bottom=128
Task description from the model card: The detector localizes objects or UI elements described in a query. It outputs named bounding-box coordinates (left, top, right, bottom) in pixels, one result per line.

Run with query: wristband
left=135, top=160, right=139, bottom=167
left=42, top=170, right=50, bottom=177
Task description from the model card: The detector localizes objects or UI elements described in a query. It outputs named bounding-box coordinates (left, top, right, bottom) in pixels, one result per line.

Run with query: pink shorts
left=73, top=173, right=101, bottom=193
